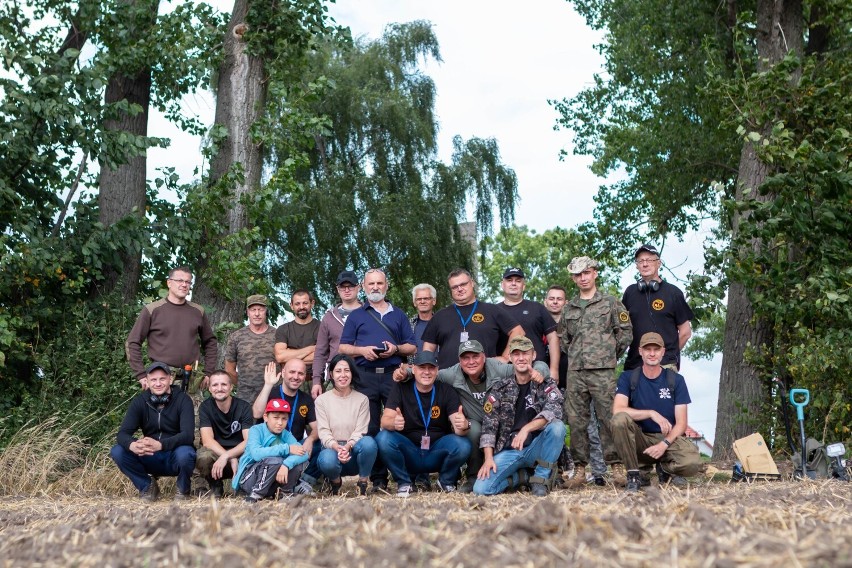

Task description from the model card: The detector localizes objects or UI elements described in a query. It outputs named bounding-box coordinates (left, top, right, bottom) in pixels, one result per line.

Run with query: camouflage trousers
left=610, top=412, right=702, bottom=475
left=564, top=368, right=621, bottom=466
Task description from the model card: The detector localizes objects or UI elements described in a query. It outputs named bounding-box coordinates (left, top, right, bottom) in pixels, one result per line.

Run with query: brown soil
left=0, top=479, right=850, bottom=567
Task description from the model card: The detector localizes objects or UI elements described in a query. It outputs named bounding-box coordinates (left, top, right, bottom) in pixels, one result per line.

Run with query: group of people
left=113, top=244, right=702, bottom=501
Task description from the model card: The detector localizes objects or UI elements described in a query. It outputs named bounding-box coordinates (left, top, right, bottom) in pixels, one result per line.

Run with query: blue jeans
left=473, top=421, right=566, bottom=495
left=375, top=430, right=471, bottom=486
left=110, top=444, right=196, bottom=494
left=317, top=437, right=378, bottom=480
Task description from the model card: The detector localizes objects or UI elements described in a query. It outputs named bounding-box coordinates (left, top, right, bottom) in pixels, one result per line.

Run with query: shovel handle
left=790, top=388, right=809, bottom=421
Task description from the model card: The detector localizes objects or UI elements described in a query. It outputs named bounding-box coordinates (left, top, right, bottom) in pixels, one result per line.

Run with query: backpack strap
left=628, top=368, right=641, bottom=405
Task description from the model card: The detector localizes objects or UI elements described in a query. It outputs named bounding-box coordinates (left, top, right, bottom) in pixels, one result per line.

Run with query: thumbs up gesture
left=451, top=404, right=470, bottom=433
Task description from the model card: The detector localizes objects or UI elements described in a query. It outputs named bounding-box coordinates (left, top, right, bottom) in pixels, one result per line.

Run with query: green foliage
left=478, top=225, right=619, bottom=303
left=265, top=21, right=518, bottom=308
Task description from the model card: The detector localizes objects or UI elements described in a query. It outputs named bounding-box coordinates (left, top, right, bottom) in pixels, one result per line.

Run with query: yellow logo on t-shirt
left=652, top=299, right=665, bottom=311
left=431, top=405, right=441, bottom=419
left=471, top=313, right=485, bottom=323
left=299, top=405, right=308, bottom=418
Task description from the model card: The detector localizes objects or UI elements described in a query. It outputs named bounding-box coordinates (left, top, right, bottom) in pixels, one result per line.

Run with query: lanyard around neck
left=280, top=386, right=299, bottom=433
left=454, top=300, right=479, bottom=330
left=414, top=383, right=436, bottom=432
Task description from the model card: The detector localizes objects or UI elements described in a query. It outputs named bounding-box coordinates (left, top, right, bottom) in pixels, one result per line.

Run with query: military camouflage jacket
left=479, top=375, right=563, bottom=453
left=558, top=290, right=632, bottom=370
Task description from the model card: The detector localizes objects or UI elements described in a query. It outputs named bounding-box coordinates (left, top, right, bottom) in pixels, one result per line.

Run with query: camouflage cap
left=246, top=294, right=268, bottom=308
left=567, top=256, right=599, bottom=274
left=507, top=336, right=534, bottom=352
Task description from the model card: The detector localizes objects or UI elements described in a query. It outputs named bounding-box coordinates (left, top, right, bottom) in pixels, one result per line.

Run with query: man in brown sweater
left=125, top=266, right=218, bottom=388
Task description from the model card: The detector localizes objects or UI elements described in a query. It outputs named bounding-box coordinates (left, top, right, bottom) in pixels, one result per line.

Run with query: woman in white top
left=315, top=354, right=377, bottom=495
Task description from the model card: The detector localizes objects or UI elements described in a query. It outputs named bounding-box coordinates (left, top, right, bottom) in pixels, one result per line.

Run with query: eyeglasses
left=169, top=278, right=193, bottom=286
left=450, top=280, right=471, bottom=291
left=415, top=297, right=434, bottom=302
left=635, top=258, right=660, bottom=265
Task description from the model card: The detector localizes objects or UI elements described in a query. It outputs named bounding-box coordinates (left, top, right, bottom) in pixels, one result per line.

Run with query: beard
left=366, top=292, right=385, bottom=303
left=296, top=309, right=310, bottom=319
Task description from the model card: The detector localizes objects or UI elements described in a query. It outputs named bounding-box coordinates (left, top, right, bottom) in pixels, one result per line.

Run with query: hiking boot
left=530, top=482, right=548, bottom=497
left=396, top=484, right=413, bottom=498
left=565, top=465, right=587, bottom=489
left=436, top=480, right=456, bottom=493
left=625, top=470, right=642, bottom=493
left=356, top=480, right=369, bottom=496
left=139, top=479, right=160, bottom=502
left=370, top=480, right=388, bottom=495
left=657, top=463, right=688, bottom=487
left=209, top=480, right=224, bottom=499
left=173, top=491, right=190, bottom=502
left=330, top=479, right=343, bottom=496
left=611, top=463, right=627, bottom=487
left=293, top=479, right=315, bottom=496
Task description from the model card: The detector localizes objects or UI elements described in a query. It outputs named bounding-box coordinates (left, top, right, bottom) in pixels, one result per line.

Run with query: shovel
left=790, top=388, right=815, bottom=479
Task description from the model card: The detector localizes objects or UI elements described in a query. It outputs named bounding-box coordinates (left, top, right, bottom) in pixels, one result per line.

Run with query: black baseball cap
left=146, top=361, right=172, bottom=375
left=412, top=351, right=439, bottom=366
left=502, top=267, right=525, bottom=279
left=634, top=244, right=659, bottom=258
left=336, top=270, right=359, bottom=286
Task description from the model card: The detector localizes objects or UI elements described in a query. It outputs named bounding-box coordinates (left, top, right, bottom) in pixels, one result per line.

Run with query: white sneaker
left=396, top=484, right=413, bottom=498
left=293, top=479, right=315, bottom=495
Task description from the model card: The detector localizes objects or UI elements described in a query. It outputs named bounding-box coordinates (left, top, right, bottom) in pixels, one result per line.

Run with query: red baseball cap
left=264, top=399, right=291, bottom=414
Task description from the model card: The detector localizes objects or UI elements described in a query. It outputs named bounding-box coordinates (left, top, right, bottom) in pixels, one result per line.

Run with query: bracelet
left=661, top=438, right=671, bottom=447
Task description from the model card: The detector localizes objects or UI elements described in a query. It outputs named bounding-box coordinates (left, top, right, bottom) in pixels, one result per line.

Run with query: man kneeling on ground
left=110, top=362, right=196, bottom=501
left=376, top=351, right=471, bottom=497
left=474, top=336, right=566, bottom=497
left=611, top=332, right=701, bottom=492
left=233, top=399, right=313, bottom=502
left=196, top=370, right=254, bottom=498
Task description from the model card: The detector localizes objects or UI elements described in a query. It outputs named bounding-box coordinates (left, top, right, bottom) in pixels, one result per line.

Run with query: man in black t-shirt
left=622, top=244, right=695, bottom=370
left=275, top=290, right=321, bottom=382
left=197, top=370, right=255, bottom=497
left=473, top=337, right=566, bottom=497
left=252, top=359, right=321, bottom=489
left=422, top=268, right=523, bottom=369
left=498, top=267, right=559, bottom=378
left=376, top=351, right=472, bottom=496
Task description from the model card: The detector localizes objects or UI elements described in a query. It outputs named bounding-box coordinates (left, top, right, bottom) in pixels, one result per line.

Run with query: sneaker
left=293, top=479, right=315, bottom=496
left=173, top=491, right=190, bottom=502
left=530, top=482, right=548, bottom=497
left=625, top=470, right=642, bottom=493
left=245, top=492, right=263, bottom=503
left=436, top=480, right=456, bottom=493
left=139, top=479, right=160, bottom=502
left=396, top=484, right=413, bottom=498
left=370, top=481, right=388, bottom=494
left=458, top=479, right=475, bottom=494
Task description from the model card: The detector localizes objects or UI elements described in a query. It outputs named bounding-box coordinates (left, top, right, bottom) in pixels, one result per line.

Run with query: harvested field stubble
left=0, top=480, right=850, bottom=567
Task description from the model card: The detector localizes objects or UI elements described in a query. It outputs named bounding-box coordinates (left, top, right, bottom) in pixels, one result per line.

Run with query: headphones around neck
left=636, top=277, right=662, bottom=293
left=149, top=392, right=171, bottom=406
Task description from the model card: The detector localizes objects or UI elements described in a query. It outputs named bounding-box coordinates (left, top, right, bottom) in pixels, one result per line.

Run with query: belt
left=363, top=367, right=395, bottom=374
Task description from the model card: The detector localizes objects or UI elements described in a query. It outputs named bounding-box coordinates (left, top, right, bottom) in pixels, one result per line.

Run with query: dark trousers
left=354, top=368, right=394, bottom=484
left=110, top=444, right=196, bottom=494
left=239, top=458, right=306, bottom=499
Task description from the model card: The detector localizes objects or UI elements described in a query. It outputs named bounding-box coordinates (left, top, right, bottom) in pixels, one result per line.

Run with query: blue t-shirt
left=615, top=369, right=691, bottom=433
left=340, top=303, right=416, bottom=368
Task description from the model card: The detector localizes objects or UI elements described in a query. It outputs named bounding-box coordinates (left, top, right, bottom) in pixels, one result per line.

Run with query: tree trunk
left=191, top=0, right=267, bottom=327
left=96, top=0, right=157, bottom=302
left=713, top=0, right=803, bottom=459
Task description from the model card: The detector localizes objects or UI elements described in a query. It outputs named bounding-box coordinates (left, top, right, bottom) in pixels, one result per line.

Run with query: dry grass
left=0, top=477, right=850, bottom=567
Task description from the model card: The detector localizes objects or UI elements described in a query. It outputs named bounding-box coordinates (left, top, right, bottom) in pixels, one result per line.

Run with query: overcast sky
left=147, top=0, right=721, bottom=443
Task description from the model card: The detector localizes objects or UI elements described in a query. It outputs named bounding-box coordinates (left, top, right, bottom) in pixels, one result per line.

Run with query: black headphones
left=636, top=278, right=662, bottom=293
left=149, top=393, right=171, bottom=406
